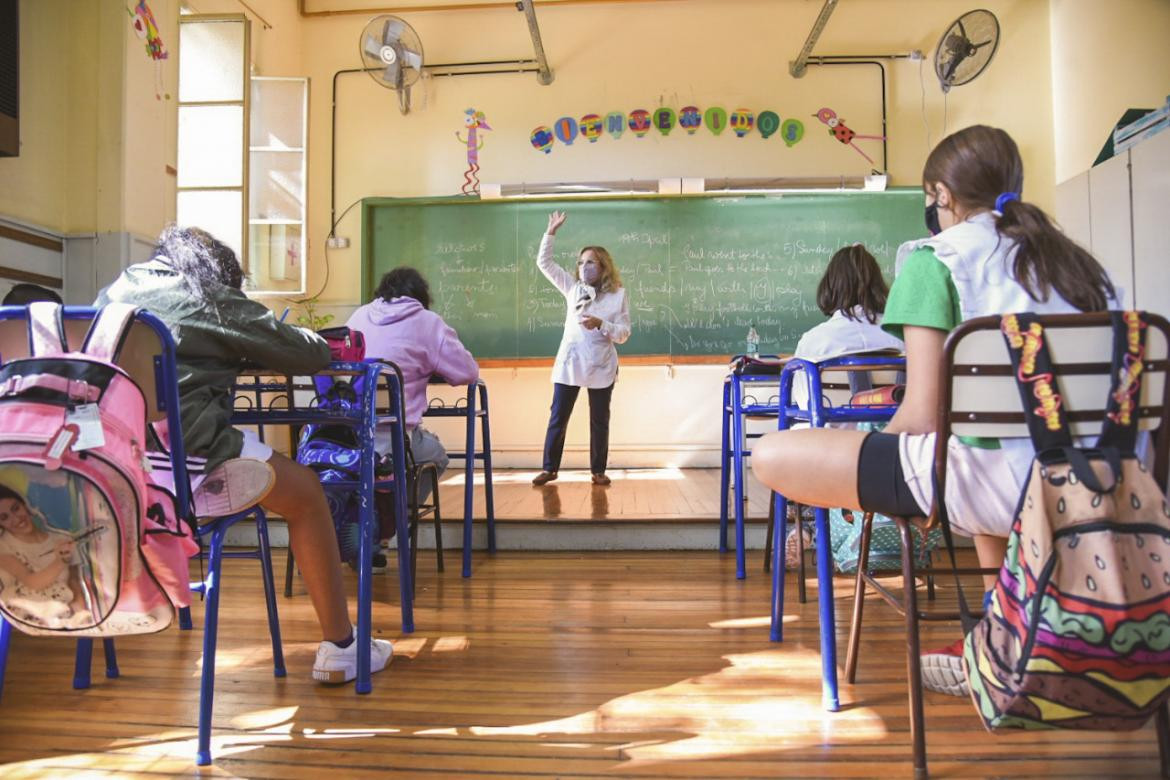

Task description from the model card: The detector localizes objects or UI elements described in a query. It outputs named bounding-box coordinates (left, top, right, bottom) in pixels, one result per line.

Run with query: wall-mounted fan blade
left=401, top=49, right=422, bottom=71
left=362, top=35, right=382, bottom=62
left=383, top=61, right=401, bottom=86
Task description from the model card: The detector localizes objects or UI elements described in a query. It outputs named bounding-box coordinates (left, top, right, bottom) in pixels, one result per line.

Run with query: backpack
left=963, top=311, right=1170, bottom=731
left=0, top=303, right=198, bottom=637
left=295, top=375, right=396, bottom=563
left=317, top=326, right=365, bottom=362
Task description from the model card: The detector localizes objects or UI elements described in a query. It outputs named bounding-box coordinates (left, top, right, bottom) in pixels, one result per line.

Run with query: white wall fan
left=360, top=15, right=424, bottom=114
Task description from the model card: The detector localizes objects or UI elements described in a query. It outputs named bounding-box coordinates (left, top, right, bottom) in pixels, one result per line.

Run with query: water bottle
left=745, top=323, right=760, bottom=358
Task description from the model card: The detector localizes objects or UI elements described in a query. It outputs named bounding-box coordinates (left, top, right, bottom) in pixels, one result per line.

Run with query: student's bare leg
left=260, top=452, right=351, bottom=642
left=974, top=535, right=1008, bottom=591
left=751, top=428, right=869, bottom=511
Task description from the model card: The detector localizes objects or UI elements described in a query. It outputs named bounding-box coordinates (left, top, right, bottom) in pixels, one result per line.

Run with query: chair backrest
left=0, top=307, right=167, bottom=423
left=940, top=312, right=1170, bottom=491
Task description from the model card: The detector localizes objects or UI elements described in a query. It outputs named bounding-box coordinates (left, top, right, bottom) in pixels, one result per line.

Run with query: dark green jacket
left=96, top=259, right=330, bottom=468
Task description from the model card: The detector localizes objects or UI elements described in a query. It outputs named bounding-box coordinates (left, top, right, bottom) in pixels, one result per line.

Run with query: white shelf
left=250, top=146, right=304, bottom=153
left=249, top=219, right=303, bottom=226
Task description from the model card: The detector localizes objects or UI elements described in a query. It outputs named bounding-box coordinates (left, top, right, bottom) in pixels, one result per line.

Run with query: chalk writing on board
left=366, top=192, right=923, bottom=357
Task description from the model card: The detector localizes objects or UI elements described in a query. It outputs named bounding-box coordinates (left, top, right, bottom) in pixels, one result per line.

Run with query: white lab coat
left=537, top=232, right=631, bottom=388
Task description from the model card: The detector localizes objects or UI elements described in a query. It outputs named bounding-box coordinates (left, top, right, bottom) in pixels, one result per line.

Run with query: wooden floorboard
left=0, top=550, right=1161, bottom=778
left=437, top=468, right=775, bottom=523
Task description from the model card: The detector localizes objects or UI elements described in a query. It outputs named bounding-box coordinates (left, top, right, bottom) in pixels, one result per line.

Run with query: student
left=2, top=283, right=63, bottom=306
left=96, top=225, right=393, bottom=683
left=346, top=267, right=479, bottom=500
left=531, top=211, right=631, bottom=487
left=750, top=125, right=1117, bottom=697
left=0, top=483, right=87, bottom=628
left=791, top=243, right=904, bottom=407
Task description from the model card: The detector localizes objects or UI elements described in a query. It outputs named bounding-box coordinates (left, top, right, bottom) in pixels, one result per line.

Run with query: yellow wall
left=303, top=0, right=1053, bottom=308
left=0, top=0, right=178, bottom=237
left=1050, top=0, right=1170, bottom=183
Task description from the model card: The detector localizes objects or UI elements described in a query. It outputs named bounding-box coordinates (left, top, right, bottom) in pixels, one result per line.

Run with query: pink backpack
left=0, top=302, right=197, bottom=637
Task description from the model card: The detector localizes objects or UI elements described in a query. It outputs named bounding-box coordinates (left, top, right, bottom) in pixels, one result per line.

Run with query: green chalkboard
left=361, top=191, right=924, bottom=358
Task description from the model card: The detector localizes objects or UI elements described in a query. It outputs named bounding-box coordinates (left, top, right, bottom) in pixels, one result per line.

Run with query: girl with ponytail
left=751, top=125, right=1117, bottom=698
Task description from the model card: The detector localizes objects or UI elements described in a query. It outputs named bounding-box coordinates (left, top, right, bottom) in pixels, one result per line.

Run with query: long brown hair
left=578, top=245, right=622, bottom=293
left=816, top=244, right=888, bottom=323
left=923, top=125, right=1114, bottom=312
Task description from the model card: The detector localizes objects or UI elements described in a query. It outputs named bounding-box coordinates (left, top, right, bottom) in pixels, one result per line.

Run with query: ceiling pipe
left=789, top=0, right=839, bottom=78
left=518, top=0, right=555, bottom=85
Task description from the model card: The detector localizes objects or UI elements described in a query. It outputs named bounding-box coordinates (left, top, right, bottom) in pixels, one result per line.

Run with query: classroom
left=1, top=0, right=1169, bottom=777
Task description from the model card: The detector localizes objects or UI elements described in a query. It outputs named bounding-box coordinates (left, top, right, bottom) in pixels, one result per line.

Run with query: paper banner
left=628, top=109, right=651, bottom=138
left=554, top=116, right=579, bottom=145
left=531, top=126, right=554, bottom=154
left=780, top=118, right=804, bottom=147
left=605, top=111, right=625, bottom=140
left=653, top=107, right=676, bottom=136
left=704, top=106, right=727, bottom=136
left=757, top=111, right=780, bottom=139
left=679, top=106, right=701, bottom=134
left=580, top=113, right=603, bottom=142
left=730, top=109, right=755, bottom=138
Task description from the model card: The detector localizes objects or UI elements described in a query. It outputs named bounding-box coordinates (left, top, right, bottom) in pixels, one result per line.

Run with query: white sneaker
left=312, top=629, right=393, bottom=684
left=192, top=458, right=276, bottom=517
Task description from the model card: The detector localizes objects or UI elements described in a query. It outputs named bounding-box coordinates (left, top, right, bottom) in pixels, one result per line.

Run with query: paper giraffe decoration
left=456, top=108, right=491, bottom=195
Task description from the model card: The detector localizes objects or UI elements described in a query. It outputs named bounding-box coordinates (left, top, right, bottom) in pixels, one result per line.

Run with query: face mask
left=924, top=202, right=942, bottom=236
left=580, top=264, right=600, bottom=286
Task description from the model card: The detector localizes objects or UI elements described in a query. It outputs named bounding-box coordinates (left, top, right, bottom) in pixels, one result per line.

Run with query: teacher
left=531, top=211, right=631, bottom=487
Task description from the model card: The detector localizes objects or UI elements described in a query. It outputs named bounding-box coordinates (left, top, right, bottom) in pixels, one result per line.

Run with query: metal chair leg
left=896, top=517, right=928, bottom=780
left=254, top=509, right=286, bottom=677
left=763, top=492, right=774, bottom=573
left=195, top=523, right=227, bottom=766
left=1157, top=701, right=1170, bottom=778
left=432, top=472, right=444, bottom=572
left=102, top=638, right=119, bottom=679
left=769, top=491, right=788, bottom=642
left=796, top=503, right=808, bottom=605
left=72, top=639, right=93, bottom=690
left=845, top=511, right=876, bottom=684
left=284, top=547, right=296, bottom=598
left=0, top=618, right=10, bottom=702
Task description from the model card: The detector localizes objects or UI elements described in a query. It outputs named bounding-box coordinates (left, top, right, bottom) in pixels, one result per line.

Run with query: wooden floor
left=437, top=468, right=775, bottom=522
left=0, top=551, right=1161, bottom=778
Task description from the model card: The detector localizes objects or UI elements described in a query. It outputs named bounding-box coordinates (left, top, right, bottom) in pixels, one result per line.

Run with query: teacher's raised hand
left=547, top=210, right=567, bottom=236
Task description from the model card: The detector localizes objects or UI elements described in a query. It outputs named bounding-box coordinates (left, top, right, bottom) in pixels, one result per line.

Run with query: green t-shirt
left=882, top=246, right=962, bottom=340
left=881, top=246, right=999, bottom=449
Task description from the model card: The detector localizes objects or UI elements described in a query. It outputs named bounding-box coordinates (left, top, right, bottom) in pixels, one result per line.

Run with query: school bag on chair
left=963, top=311, right=1170, bottom=731
left=0, top=302, right=197, bottom=637
left=296, top=374, right=395, bottom=565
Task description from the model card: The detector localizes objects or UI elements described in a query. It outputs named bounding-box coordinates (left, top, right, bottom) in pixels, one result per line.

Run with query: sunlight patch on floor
left=709, top=613, right=798, bottom=629
left=432, top=635, right=470, bottom=652
left=467, top=648, right=887, bottom=765
left=229, top=706, right=299, bottom=730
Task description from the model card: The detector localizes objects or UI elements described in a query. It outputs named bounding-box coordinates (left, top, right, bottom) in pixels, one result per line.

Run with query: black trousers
left=541, top=382, right=614, bottom=474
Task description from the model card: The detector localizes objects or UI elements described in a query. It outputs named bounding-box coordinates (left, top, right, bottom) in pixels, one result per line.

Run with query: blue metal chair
left=720, top=355, right=788, bottom=580
left=230, top=360, right=415, bottom=695
left=767, top=353, right=905, bottom=712
left=423, top=379, right=496, bottom=577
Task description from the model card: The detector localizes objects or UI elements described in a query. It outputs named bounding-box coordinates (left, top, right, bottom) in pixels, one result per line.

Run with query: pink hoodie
left=346, top=297, right=479, bottom=428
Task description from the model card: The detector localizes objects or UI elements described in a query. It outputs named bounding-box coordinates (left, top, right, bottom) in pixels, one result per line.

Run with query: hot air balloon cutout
left=128, top=1, right=168, bottom=100
left=580, top=113, right=603, bottom=142
left=530, top=126, right=554, bottom=154
left=679, top=106, right=701, bottom=134
left=729, top=109, right=755, bottom=138
left=605, top=111, right=625, bottom=140
left=757, top=111, right=780, bottom=139
left=456, top=108, right=491, bottom=195
left=628, top=110, right=651, bottom=138
left=554, top=116, right=579, bottom=145
left=704, top=107, right=727, bottom=136
left=653, top=107, right=676, bottom=136
left=815, top=107, right=884, bottom=164
left=781, top=118, right=805, bottom=147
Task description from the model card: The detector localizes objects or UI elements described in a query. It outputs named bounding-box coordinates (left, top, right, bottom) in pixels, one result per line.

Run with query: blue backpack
left=296, top=377, right=394, bottom=564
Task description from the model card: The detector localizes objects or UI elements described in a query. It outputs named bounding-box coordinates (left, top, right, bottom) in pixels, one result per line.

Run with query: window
left=248, top=77, right=308, bottom=294
left=176, top=15, right=249, bottom=270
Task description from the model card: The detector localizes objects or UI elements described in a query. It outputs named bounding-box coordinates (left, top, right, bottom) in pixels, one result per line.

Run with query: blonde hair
left=578, top=246, right=622, bottom=293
